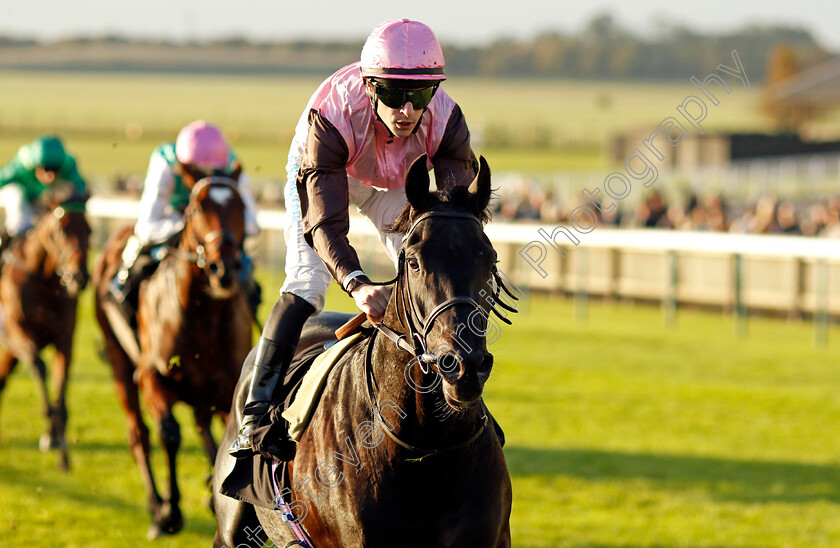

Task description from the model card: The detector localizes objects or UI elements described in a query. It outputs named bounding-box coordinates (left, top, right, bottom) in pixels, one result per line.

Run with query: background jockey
left=0, top=136, right=87, bottom=250
left=230, top=19, right=478, bottom=458
left=109, top=120, right=261, bottom=311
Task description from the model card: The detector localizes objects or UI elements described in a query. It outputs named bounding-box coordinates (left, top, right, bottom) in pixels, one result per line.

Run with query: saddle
left=221, top=312, right=367, bottom=508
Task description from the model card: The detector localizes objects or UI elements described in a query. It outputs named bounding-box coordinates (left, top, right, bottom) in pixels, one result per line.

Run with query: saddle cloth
left=220, top=330, right=366, bottom=508
left=282, top=332, right=364, bottom=441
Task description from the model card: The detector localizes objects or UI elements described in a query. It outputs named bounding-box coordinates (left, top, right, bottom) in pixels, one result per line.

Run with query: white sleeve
left=236, top=171, right=261, bottom=237
left=134, top=153, right=184, bottom=243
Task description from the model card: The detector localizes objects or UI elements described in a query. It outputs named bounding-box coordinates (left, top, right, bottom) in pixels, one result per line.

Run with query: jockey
left=0, top=136, right=87, bottom=249
left=109, top=120, right=261, bottom=309
left=230, top=19, right=477, bottom=458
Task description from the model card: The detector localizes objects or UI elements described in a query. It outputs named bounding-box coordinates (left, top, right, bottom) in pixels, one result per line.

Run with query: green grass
left=0, top=71, right=782, bottom=181
left=1, top=273, right=839, bottom=546
left=489, top=297, right=840, bottom=547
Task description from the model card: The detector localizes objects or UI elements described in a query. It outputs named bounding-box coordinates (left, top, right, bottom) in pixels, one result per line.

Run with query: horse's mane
left=389, top=185, right=494, bottom=234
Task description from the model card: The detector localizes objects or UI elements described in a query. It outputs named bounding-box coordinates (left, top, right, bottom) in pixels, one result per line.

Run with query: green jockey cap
left=0, top=136, right=86, bottom=204
left=21, top=136, right=67, bottom=171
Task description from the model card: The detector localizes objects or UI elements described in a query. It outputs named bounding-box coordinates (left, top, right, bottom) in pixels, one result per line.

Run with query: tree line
left=0, top=15, right=831, bottom=80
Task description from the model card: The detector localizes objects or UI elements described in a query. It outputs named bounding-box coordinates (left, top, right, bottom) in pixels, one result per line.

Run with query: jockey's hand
left=350, top=284, right=392, bottom=322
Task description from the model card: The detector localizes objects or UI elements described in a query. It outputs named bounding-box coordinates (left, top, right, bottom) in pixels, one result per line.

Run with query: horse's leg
left=48, top=339, right=72, bottom=470
left=30, top=355, right=56, bottom=453
left=195, top=408, right=218, bottom=513
left=0, top=351, right=19, bottom=436
left=140, top=373, right=183, bottom=538
left=0, top=350, right=18, bottom=395
left=108, top=352, right=164, bottom=528
left=195, top=408, right=218, bottom=466
left=1, top=328, right=54, bottom=453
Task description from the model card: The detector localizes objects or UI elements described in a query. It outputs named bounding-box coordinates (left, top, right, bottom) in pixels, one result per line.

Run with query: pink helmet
left=175, top=120, right=229, bottom=169
left=360, top=19, right=445, bottom=81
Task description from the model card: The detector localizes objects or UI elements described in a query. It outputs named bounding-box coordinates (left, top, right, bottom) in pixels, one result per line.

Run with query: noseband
left=189, top=228, right=239, bottom=270
left=174, top=178, right=243, bottom=274
left=361, top=210, right=519, bottom=462
left=362, top=211, right=496, bottom=462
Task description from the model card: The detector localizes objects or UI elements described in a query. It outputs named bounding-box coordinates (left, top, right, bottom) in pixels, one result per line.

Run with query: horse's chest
left=13, top=282, right=70, bottom=331
left=295, top=454, right=503, bottom=546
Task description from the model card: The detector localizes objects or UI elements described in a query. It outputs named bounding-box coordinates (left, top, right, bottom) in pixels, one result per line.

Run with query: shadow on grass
left=505, top=446, right=840, bottom=504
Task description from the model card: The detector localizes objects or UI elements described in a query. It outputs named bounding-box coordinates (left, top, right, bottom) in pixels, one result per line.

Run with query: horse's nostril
left=439, top=353, right=460, bottom=375
left=209, top=263, right=219, bottom=275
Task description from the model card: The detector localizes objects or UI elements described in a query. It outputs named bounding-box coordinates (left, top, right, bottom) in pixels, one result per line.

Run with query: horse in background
left=92, top=178, right=252, bottom=539
left=0, top=187, right=91, bottom=470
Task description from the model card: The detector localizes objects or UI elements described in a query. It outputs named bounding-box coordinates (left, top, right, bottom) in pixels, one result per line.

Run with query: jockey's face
left=180, top=163, right=223, bottom=186
left=35, top=167, right=58, bottom=185
left=368, top=79, right=434, bottom=138
left=375, top=99, right=423, bottom=138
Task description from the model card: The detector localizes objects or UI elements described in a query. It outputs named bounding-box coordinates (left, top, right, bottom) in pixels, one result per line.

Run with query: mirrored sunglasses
left=374, top=83, right=438, bottom=110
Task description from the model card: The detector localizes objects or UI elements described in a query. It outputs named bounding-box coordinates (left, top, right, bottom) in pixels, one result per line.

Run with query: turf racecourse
left=1, top=270, right=839, bottom=547
left=0, top=71, right=777, bottom=180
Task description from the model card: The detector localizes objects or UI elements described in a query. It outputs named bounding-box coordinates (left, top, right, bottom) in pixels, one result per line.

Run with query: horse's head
left=38, top=187, right=91, bottom=297
left=182, top=177, right=246, bottom=297
left=390, top=155, right=510, bottom=411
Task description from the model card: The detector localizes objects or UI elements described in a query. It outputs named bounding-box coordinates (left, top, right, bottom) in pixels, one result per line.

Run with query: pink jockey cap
left=175, top=120, right=229, bottom=169
left=359, top=19, right=445, bottom=81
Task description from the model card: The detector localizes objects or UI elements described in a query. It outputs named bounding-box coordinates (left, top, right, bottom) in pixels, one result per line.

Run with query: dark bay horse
left=214, top=156, right=512, bottom=547
left=0, top=189, right=91, bottom=470
left=92, top=178, right=253, bottom=539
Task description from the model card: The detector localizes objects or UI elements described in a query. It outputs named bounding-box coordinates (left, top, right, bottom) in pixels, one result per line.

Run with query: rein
left=6, top=206, right=84, bottom=288
left=371, top=211, right=519, bottom=368
left=358, top=210, right=517, bottom=462
left=167, top=228, right=234, bottom=269
left=41, top=207, right=82, bottom=287
left=165, top=178, right=243, bottom=274
left=363, top=330, right=489, bottom=463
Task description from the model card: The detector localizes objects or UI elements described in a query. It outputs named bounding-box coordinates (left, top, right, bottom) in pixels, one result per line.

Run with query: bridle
left=168, top=178, right=244, bottom=277
left=6, top=204, right=88, bottom=290
left=372, top=211, right=519, bottom=371
left=363, top=210, right=519, bottom=461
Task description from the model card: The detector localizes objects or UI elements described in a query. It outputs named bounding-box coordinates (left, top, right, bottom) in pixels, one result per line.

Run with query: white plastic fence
left=87, top=196, right=840, bottom=340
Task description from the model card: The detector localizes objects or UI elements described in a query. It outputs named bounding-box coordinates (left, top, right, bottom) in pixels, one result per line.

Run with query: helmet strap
left=366, top=80, right=394, bottom=138
left=411, top=109, right=426, bottom=135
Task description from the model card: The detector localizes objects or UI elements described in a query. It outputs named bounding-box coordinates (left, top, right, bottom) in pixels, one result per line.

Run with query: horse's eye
left=407, top=257, right=420, bottom=272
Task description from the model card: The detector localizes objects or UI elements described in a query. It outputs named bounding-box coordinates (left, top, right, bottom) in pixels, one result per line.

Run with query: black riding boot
left=229, top=292, right=315, bottom=458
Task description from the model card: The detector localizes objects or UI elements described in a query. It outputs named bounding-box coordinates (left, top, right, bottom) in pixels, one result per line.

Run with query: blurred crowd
left=493, top=182, right=840, bottom=238
left=117, top=174, right=840, bottom=238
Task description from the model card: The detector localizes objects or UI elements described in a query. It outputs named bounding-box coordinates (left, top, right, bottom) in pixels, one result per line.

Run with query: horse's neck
left=171, top=241, right=198, bottom=307
left=20, top=227, right=52, bottom=276
left=367, top=309, right=480, bottom=449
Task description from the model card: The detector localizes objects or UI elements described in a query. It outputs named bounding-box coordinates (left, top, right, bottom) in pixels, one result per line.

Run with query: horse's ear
left=468, top=156, right=492, bottom=214
left=405, top=154, right=431, bottom=211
